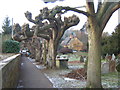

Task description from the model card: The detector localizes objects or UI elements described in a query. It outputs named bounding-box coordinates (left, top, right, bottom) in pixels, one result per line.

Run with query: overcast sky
left=0, top=0, right=119, bottom=34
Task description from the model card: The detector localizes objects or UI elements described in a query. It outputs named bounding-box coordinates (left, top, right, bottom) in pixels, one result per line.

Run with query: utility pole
left=0, top=32, right=2, bottom=53
left=11, top=18, right=13, bottom=39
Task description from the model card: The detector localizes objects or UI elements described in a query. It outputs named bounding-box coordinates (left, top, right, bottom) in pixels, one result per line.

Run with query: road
left=17, top=56, right=53, bottom=88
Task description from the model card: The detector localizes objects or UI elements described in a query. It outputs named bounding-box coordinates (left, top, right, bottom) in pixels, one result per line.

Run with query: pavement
left=17, top=56, right=53, bottom=88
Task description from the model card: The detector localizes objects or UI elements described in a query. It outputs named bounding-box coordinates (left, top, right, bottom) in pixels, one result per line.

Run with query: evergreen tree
left=111, top=23, right=120, bottom=54
left=2, top=16, right=12, bottom=35
left=101, top=34, right=111, bottom=56
left=102, top=24, right=120, bottom=56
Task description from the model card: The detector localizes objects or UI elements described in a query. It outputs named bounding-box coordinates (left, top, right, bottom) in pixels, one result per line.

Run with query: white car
left=20, top=50, right=27, bottom=55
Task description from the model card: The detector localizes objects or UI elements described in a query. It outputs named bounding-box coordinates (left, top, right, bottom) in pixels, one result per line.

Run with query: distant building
left=67, top=37, right=84, bottom=51
left=61, top=34, right=85, bottom=51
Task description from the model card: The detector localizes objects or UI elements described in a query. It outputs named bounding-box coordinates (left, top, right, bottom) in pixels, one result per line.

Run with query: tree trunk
left=46, top=39, right=57, bottom=68
left=35, top=48, right=40, bottom=62
left=30, top=44, right=36, bottom=59
left=86, top=21, right=102, bottom=88
left=35, top=41, right=43, bottom=63
left=43, top=40, right=48, bottom=65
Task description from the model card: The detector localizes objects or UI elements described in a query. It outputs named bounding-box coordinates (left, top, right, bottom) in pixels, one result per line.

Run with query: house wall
left=68, top=37, right=84, bottom=51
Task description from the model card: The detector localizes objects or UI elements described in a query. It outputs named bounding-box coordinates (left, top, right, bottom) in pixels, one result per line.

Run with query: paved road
left=17, top=56, right=53, bottom=88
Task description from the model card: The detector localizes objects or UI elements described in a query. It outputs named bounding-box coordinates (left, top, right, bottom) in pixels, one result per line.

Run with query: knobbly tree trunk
left=46, top=39, right=58, bottom=68
left=35, top=45, right=42, bottom=63
left=87, top=32, right=102, bottom=88
left=43, top=40, right=48, bottom=65
left=35, top=48, right=40, bottom=62
left=34, top=38, right=43, bottom=64
left=86, top=17, right=102, bottom=88
left=39, top=43, right=43, bottom=64
left=29, top=42, right=36, bottom=59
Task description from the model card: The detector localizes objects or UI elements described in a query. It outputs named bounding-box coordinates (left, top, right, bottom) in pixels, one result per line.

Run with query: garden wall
left=0, top=54, right=20, bottom=89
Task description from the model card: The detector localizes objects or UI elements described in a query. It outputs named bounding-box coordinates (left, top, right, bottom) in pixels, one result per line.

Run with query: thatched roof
left=67, top=37, right=84, bottom=51
left=61, top=37, right=71, bottom=46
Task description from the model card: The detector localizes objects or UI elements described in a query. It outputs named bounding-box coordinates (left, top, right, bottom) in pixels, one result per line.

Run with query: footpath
left=17, top=56, right=53, bottom=88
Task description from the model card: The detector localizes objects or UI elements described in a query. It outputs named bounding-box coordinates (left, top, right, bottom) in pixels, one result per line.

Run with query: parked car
left=20, top=50, right=27, bottom=56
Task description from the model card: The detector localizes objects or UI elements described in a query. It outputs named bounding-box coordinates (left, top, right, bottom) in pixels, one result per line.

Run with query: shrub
left=2, top=40, right=20, bottom=53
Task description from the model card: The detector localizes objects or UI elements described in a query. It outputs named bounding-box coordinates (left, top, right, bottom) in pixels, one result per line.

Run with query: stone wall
left=0, top=54, right=20, bottom=89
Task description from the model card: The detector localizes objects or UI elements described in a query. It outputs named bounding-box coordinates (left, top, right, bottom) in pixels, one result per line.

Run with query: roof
left=61, top=37, right=71, bottom=46
left=67, top=37, right=84, bottom=51
left=61, top=34, right=84, bottom=51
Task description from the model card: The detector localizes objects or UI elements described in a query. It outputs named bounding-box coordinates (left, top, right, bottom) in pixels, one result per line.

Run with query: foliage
left=101, top=34, right=111, bottom=55
left=102, top=24, right=120, bottom=56
left=116, top=63, right=120, bottom=72
left=2, top=16, right=12, bottom=35
left=2, top=34, right=12, bottom=41
left=101, top=72, right=118, bottom=88
left=2, top=40, right=20, bottom=53
left=112, top=23, right=120, bottom=54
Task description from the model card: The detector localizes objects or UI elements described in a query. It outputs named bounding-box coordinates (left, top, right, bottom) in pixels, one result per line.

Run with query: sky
left=0, top=0, right=119, bottom=34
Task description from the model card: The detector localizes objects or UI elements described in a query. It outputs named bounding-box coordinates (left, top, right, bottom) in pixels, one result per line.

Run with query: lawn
left=102, top=72, right=119, bottom=88
left=67, top=51, right=88, bottom=62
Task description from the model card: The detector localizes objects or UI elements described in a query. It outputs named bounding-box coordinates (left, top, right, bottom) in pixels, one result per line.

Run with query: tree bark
left=35, top=44, right=43, bottom=63
left=46, top=39, right=57, bottom=68
left=35, top=48, right=41, bottom=62
left=33, top=38, right=43, bottom=63
left=42, top=40, right=48, bottom=65
left=86, top=17, right=102, bottom=88
left=29, top=43, right=36, bottom=59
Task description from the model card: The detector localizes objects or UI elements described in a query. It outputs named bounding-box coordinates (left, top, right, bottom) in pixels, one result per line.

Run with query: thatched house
left=61, top=34, right=85, bottom=51
left=61, top=37, right=71, bottom=46
left=67, top=37, right=84, bottom=51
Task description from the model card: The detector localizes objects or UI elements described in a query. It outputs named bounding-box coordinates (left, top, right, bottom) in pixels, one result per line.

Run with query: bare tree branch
left=60, top=6, right=90, bottom=16
left=62, top=15, right=80, bottom=32
left=13, top=34, right=29, bottom=42
left=96, top=1, right=113, bottom=20
left=25, top=11, right=37, bottom=24
left=49, top=6, right=90, bottom=17
left=39, top=24, right=54, bottom=31
left=37, top=34, right=50, bottom=41
left=86, top=0, right=95, bottom=14
left=101, top=2, right=120, bottom=31
left=74, top=6, right=86, bottom=8
left=96, top=0, right=102, bottom=13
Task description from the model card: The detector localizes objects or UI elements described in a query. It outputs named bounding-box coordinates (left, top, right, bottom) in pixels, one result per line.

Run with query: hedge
left=2, top=40, right=20, bottom=53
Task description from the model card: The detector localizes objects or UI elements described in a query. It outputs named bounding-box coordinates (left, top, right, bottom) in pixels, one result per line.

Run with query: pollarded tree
left=24, top=7, right=80, bottom=68
left=13, top=23, right=34, bottom=57
left=47, top=0, right=120, bottom=88
left=13, top=23, right=44, bottom=63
